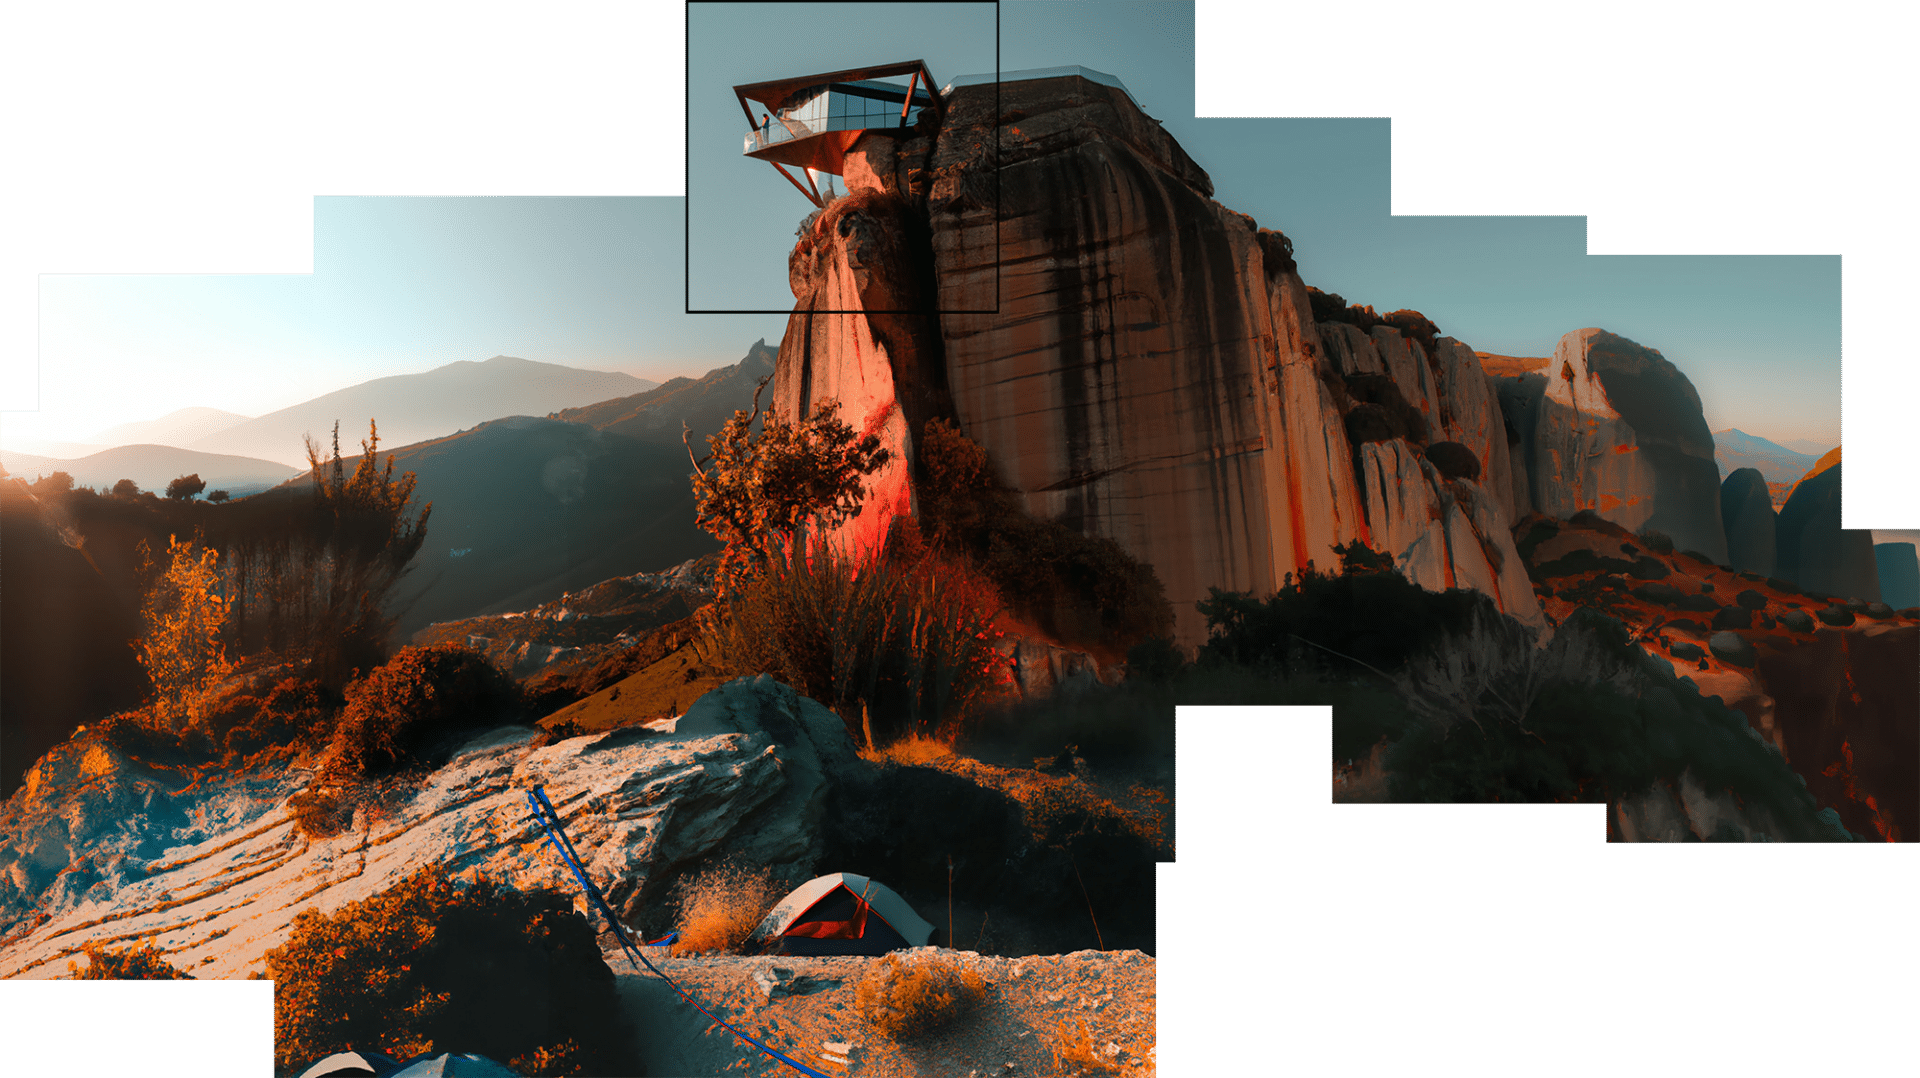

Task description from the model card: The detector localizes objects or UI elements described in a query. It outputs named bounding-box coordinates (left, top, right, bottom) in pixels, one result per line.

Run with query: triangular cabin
left=734, top=60, right=942, bottom=207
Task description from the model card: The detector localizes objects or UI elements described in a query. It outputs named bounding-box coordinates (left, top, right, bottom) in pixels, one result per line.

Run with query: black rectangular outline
left=683, top=0, right=1001, bottom=315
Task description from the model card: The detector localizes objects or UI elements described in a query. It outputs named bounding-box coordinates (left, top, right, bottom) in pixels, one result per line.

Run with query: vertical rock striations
left=775, top=73, right=1552, bottom=644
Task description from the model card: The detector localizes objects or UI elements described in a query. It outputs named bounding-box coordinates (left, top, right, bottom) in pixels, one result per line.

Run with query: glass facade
left=744, top=79, right=931, bottom=156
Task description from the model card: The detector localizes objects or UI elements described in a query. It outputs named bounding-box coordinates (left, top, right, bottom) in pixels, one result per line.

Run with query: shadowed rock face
left=1776, top=454, right=1881, bottom=603
left=774, top=75, right=1551, bottom=644
left=777, top=188, right=949, bottom=561
left=1720, top=467, right=1777, bottom=577
left=1876, top=543, right=1919, bottom=610
left=1511, top=329, right=1727, bottom=563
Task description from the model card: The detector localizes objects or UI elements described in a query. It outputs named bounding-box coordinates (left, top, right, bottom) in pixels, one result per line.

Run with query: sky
left=2, top=1, right=1852, bottom=455
left=689, top=1, right=1843, bottom=449
left=18, top=198, right=788, bottom=450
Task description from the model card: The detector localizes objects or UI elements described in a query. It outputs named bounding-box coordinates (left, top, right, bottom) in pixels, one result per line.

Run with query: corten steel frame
left=684, top=0, right=1002, bottom=316
left=733, top=59, right=943, bottom=209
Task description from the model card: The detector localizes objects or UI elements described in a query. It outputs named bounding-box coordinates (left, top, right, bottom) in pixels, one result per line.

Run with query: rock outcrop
left=1499, top=329, right=1727, bottom=563
left=1875, top=542, right=1919, bottom=610
left=1719, top=467, right=1777, bottom=576
left=775, top=72, right=1541, bottom=644
left=0, top=677, right=852, bottom=979
left=1775, top=449, right=1880, bottom=602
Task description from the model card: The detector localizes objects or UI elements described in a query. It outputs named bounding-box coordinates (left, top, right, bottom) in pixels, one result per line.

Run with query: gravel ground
left=611, top=946, right=1155, bottom=1078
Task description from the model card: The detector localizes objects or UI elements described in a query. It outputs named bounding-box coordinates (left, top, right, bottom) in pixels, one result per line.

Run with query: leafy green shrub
left=264, top=865, right=634, bottom=1076
left=1124, top=635, right=1186, bottom=682
left=67, top=941, right=194, bottom=979
left=698, top=546, right=1007, bottom=743
left=327, top=644, right=523, bottom=777
left=854, top=953, right=988, bottom=1040
left=1196, top=549, right=1491, bottom=677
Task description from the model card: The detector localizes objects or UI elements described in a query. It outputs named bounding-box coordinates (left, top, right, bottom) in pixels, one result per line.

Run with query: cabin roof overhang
left=733, top=60, right=943, bottom=207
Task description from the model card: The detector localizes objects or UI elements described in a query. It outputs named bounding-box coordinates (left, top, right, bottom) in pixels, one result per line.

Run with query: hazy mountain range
left=1712, top=428, right=1829, bottom=485
left=0, top=444, right=300, bottom=497
left=188, top=355, right=659, bottom=468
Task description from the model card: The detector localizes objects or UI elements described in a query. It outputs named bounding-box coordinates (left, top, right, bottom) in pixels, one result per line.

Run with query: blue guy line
left=523, top=785, right=835, bottom=1078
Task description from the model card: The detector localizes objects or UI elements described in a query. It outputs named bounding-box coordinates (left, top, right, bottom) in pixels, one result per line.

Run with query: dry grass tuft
left=861, top=733, right=954, bottom=767
left=854, top=953, right=989, bottom=1040
left=670, top=863, right=777, bottom=955
left=1051, top=1018, right=1124, bottom=1075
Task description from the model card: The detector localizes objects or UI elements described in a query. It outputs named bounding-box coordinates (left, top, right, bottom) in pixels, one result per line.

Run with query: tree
left=112, top=478, right=140, bottom=497
left=222, top=420, right=430, bottom=682
left=137, top=535, right=235, bottom=729
left=31, top=471, right=75, bottom=496
left=207, top=489, right=230, bottom=503
left=165, top=473, right=207, bottom=500
left=684, top=376, right=889, bottom=595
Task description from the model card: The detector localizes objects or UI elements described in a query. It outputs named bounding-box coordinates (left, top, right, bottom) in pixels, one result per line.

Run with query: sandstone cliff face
left=777, top=188, right=948, bottom=561
left=1719, top=467, right=1777, bottom=577
left=1775, top=451, right=1880, bottom=602
left=1503, top=329, right=1727, bottom=563
left=772, top=73, right=1539, bottom=644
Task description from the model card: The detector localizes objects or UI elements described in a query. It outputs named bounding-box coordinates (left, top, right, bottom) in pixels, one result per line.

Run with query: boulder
left=1777, top=609, right=1815, bottom=633
left=1873, top=542, right=1919, bottom=610
left=1505, top=329, right=1728, bottom=563
left=1719, top=467, right=1777, bottom=576
left=0, top=677, right=853, bottom=978
left=1775, top=452, right=1881, bottom=603
left=1708, top=631, right=1757, bottom=667
left=1816, top=605, right=1856, bottom=627
left=1670, top=641, right=1706, bottom=661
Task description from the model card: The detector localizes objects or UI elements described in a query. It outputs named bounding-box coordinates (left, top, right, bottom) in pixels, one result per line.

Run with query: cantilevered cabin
left=734, top=60, right=941, bottom=207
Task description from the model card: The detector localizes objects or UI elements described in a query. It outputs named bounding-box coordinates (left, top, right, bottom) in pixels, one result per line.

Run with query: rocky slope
left=777, top=72, right=1543, bottom=644
left=0, top=677, right=858, bottom=978
left=1517, top=512, right=1915, bottom=841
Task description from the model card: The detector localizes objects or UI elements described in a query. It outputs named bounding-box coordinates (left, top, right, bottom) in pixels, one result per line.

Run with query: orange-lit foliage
left=67, top=941, right=195, bottom=980
left=136, top=535, right=235, bottom=729
left=669, top=862, right=777, bottom=955
left=687, top=385, right=889, bottom=598
left=327, top=644, right=522, bottom=777
left=263, top=865, right=632, bottom=1076
left=853, top=953, right=988, bottom=1040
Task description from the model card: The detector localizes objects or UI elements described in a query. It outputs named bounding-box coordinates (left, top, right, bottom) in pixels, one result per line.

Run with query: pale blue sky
left=3, top=1, right=1851, bottom=460
left=691, top=1, right=1841, bottom=447
left=19, top=198, right=786, bottom=447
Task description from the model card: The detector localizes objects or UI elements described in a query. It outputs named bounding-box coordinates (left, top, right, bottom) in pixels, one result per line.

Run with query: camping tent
left=747, top=872, right=935, bottom=956
left=296, top=1050, right=401, bottom=1078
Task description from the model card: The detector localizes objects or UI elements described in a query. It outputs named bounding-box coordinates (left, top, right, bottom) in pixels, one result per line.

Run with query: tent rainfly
left=296, top=1050, right=402, bottom=1078
left=747, top=872, right=935, bottom=956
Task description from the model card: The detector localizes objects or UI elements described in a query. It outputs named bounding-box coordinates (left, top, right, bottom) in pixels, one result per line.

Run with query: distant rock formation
left=1719, top=467, right=1777, bottom=576
left=775, top=72, right=1541, bottom=644
left=1499, top=329, right=1727, bottom=563
left=1876, top=542, right=1919, bottom=610
left=1775, top=449, right=1881, bottom=602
